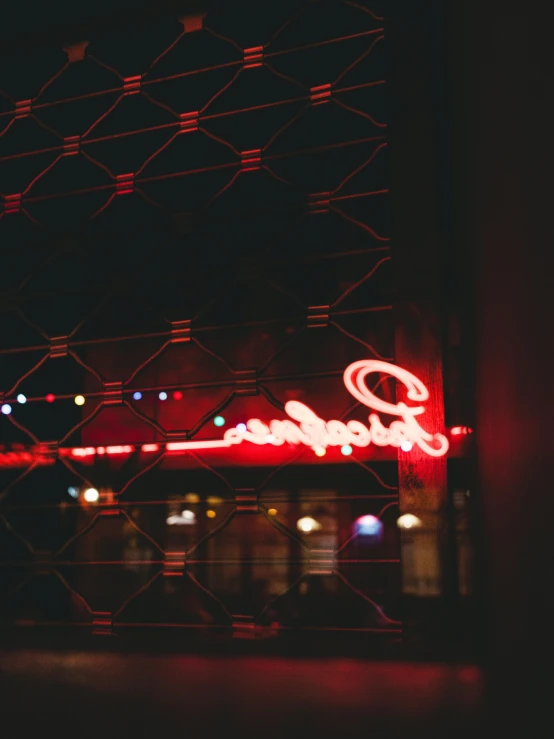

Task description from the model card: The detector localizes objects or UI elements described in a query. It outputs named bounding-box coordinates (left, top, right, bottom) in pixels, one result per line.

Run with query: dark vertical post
left=385, top=1, right=451, bottom=650
left=449, top=0, right=553, bottom=728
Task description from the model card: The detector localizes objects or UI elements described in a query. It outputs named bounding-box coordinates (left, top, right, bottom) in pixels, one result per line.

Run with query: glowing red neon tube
left=224, top=360, right=449, bottom=457
left=69, top=445, right=134, bottom=458
left=0, top=360, right=448, bottom=468
left=166, top=440, right=232, bottom=451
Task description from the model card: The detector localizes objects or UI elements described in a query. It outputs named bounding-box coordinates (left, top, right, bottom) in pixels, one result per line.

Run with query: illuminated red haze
left=0, top=360, right=449, bottom=469
left=224, top=360, right=449, bottom=457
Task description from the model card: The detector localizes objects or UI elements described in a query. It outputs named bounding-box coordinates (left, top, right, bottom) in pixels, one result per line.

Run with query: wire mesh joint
left=123, top=75, right=142, bottom=95
left=241, top=149, right=262, bottom=172
left=50, top=335, right=69, bottom=358
left=63, top=135, right=80, bottom=156
left=115, top=173, right=134, bottom=195
left=310, top=83, right=332, bottom=105
left=104, top=381, right=123, bottom=406
left=3, top=194, right=21, bottom=215
left=179, top=111, right=199, bottom=133
left=36, top=441, right=59, bottom=462
left=14, top=100, right=32, bottom=118
left=179, top=12, right=206, bottom=33
left=307, top=305, right=330, bottom=328
left=171, top=319, right=192, bottom=343
left=235, top=489, right=258, bottom=513
left=235, top=369, right=258, bottom=396
left=92, top=611, right=113, bottom=636
left=166, top=431, right=191, bottom=443
left=63, top=41, right=88, bottom=62
left=244, top=46, right=264, bottom=69
left=99, top=491, right=121, bottom=516
left=164, top=550, right=186, bottom=576
left=33, top=551, right=53, bottom=574
left=232, top=614, right=256, bottom=639
left=309, top=549, right=336, bottom=575
left=308, top=191, right=330, bottom=214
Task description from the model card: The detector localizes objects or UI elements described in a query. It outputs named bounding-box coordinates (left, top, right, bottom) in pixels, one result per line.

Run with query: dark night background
left=1, top=0, right=552, bottom=736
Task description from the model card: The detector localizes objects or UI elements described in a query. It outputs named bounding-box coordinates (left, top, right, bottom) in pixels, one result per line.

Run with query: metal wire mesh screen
left=0, top=0, right=401, bottom=645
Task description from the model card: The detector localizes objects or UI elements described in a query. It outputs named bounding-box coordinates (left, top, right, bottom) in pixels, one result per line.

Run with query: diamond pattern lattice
left=0, top=0, right=401, bottom=645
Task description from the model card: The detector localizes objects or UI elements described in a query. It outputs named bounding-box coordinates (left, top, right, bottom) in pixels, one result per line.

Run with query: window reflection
left=1, top=464, right=404, bottom=633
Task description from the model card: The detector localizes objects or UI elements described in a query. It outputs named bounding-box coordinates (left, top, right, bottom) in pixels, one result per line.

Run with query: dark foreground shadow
left=0, top=650, right=483, bottom=739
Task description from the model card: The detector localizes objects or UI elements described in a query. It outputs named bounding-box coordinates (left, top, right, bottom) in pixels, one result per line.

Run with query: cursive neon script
left=223, top=360, right=449, bottom=457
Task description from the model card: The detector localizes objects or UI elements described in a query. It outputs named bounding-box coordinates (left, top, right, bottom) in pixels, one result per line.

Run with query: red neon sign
left=223, top=360, right=449, bottom=457
left=0, top=361, right=448, bottom=468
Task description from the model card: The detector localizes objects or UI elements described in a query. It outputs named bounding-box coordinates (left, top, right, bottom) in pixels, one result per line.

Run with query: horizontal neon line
left=0, top=361, right=451, bottom=471
left=166, top=440, right=232, bottom=451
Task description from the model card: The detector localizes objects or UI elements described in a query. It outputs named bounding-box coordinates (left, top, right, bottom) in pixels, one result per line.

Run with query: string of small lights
left=1, top=391, right=224, bottom=413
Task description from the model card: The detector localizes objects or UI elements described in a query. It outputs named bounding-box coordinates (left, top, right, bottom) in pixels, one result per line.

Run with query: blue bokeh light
left=354, top=514, right=383, bottom=538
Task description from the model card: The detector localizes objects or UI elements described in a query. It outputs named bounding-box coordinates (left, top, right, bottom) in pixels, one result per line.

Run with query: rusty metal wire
left=0, top=0, right=399, bottom=641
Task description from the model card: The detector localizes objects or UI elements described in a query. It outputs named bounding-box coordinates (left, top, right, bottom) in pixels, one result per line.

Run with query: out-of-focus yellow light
left=206, top=509, right=217, bottom=519
left=314, top=447, right=326, bottom=457
left=185, top=493, right=200, bottom=503
left=207, top=496, right=223, bottom=505
left=397, top=513, right=422, bottom=530
left=74, top=395, right=85, bottom=406
left=83, top=488, right=99, bottom=503
left=268, top=508, right=278, bottom=517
